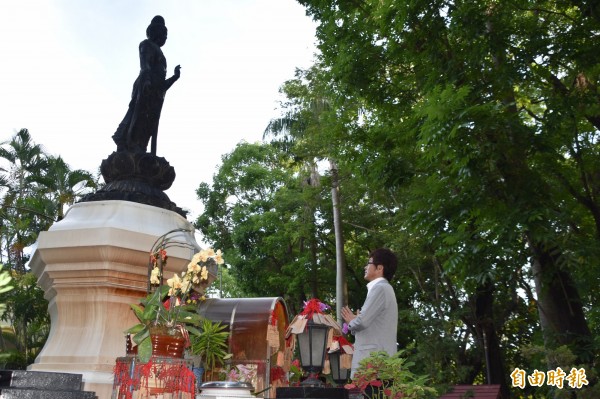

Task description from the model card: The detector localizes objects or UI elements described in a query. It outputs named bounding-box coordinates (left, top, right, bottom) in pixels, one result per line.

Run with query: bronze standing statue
left=113, top=15, right=181, bottom=155
left=80, top=15, right=186, bottom=217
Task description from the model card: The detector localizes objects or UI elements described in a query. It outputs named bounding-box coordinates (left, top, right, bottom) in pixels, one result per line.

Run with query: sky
left=0, top=0, right=318, bottom=221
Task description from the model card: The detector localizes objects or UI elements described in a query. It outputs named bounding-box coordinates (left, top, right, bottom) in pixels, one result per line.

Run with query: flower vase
left=149, top=326, right=186, bottom=358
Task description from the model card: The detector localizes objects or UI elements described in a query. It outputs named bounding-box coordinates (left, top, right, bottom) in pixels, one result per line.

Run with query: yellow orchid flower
left=199, top=250, right=209, bottom=262
left=150, top=266, right=161, bottom=285
left=190, top=252, right=202, bottom=265
left=180, top=278, right=191, bottom=294
left=187, top=261, right=201, bottom=273
left=215, top=249, right=224, bottom=265
left=167, top=273, right=182, bottom=289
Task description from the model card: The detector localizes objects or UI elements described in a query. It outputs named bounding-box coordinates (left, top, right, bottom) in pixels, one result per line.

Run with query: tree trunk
left=330, top=159, right=348, bottom=324
left=474, top=281, right=510, bottom=398
left=307, top=161, right=321, bottom=298
left=310, top=234, right=318, bottom=298
left=529, top=238, right=594, bottom=365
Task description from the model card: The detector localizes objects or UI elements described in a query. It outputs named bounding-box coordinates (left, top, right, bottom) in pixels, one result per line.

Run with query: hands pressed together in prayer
left=341, top=306, right=360, bottom=323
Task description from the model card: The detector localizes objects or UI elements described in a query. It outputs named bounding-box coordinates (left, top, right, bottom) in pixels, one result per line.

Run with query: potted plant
left=126, top=244, right=225, bottom=363
left=190, top=318, right=230, bottom=382
left=345, top=350, right=438, bottom=399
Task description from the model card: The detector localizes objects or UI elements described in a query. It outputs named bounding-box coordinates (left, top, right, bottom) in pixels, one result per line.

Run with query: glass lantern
left=328, top=350, right=351, bottom=386
left=297, top=319, right=330, bottom=386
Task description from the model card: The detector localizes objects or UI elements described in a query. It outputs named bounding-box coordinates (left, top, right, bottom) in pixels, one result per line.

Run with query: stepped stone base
left=0, top=370, right=97, bottom=399
left=28, top=200, right=201, bottom=399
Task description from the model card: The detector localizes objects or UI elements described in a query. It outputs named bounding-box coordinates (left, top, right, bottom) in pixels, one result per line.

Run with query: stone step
left=0, top=370, right=83, bottom=391
left=0, top=370, right=97, bottom=399
left=0, top=387, right=97, bottom=399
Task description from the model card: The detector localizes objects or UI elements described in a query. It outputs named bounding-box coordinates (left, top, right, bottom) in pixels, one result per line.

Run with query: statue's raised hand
left=174, top=65, right=181, bottom=80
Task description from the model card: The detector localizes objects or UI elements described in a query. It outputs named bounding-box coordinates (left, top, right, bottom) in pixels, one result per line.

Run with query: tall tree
left=0, top=129, right=96, bottom=369
left=296, top=0, right=599, bottom=394
left=195, top=142, right=335, bottom=312
left=36, top=155, right=97, bottom=221
left=264, top=68, right=352, bottom=320
left=0, top=129, right=48, bottom=272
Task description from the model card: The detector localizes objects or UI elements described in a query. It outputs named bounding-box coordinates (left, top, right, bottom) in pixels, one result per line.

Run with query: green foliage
left=195, top=142, right=338, bottom=311
left=0, top=266, right=13, bottom=365
left=517, top=344, right=600, bottom=398
left=290, top=0, right=600, bottom=390
left=349, top=351, right=437, bottom=399
left=0, top=129, right=98, bottom=272
left=190, top=318, right=229, bottom=378
left=0, top=129, right=97, bottom=371
left=192, top=0, right=600, bottom=393
left=205, top=266, right=248, bottom=298
left=0, top=348, right=28, bottom=370
left=0, top=267, right=12, bottom=316
left=0, top=269, right=49, bottom=366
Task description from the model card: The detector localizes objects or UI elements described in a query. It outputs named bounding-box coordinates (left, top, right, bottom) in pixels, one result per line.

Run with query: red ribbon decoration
left=299, top=298, right=325, bottom=319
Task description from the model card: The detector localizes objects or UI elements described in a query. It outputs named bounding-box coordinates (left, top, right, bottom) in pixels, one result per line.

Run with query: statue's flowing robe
left=113, top=39, right=167, bottom=154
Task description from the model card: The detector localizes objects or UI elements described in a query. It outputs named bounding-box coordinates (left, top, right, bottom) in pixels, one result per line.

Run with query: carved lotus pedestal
left=80, top=151, right=186, bottom=218
left=28, top=200, right=200, bottom=399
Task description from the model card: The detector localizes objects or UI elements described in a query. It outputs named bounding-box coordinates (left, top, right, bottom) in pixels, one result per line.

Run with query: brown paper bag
left=267, top=324, right=280, bottom=351
left=327, top=328, right=334, bottom=349
left=289, top=316, right=308, bottom=334
left=341, top=353, right=353, bottom=369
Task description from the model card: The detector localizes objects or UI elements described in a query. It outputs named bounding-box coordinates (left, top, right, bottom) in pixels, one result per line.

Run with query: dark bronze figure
left=112, top=15, right=181, bottom=155
left=80, top=16, right=186, bottom=217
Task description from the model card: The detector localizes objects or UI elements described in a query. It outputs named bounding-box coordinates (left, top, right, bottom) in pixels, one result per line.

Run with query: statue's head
left=146, top=15, right=168, bottom=46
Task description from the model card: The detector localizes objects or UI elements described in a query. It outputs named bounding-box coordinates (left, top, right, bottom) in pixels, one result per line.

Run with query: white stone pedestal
left=28, top=200, right=201, bottom=399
